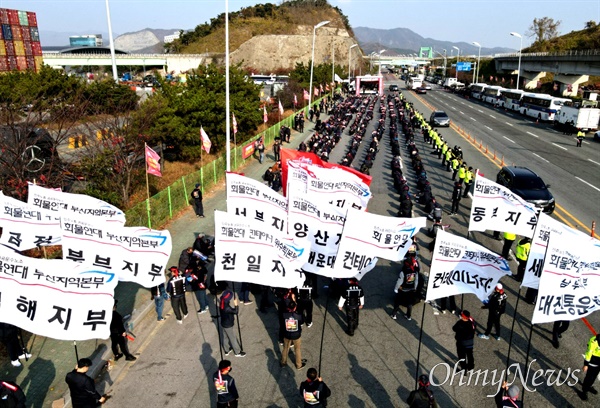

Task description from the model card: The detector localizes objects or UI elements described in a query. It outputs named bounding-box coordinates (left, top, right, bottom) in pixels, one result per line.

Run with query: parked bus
left=469, top=83, right=488, bottom=100
left=482, top=86, right=507, bottom=105
left=520, top=93, right=571, bottom=121
left=498, top=89, right=524, bottom=111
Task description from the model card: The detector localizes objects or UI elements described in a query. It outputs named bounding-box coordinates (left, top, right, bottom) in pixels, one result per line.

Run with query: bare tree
left=527, top=17, right=561, bottom=43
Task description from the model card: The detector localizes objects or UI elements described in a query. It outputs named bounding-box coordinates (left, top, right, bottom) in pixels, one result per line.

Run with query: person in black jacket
left=450, top=181, right=462, bottom=215
left=299, top=367, right=331, bottom=407
left=166, top=266, right=188, bottom=324
left=338, top=279, right=364, bottom=336
left=453, top=310, right=476, bottom=371
left=109, top=301, right=136, bottom=361
left=0, top=380, right=26, bottom=408
left=407, top=375, right=439, bottom=408
left=280, top=301, right=306, bottom=370
left=213, top=360, right=239, bottom=408
left=479, top=284, right=508, bottom=341
left=0, top=323, right=29, bottom=367
left=191, top=184, right=204, bottom=217
left=65, top=358, right=106, bottom=408
left=219, top=289, right=245, bottom=357
left=297, top=280, right=314, bottom=328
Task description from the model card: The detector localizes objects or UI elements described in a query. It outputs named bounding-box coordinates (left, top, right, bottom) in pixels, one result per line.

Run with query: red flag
left=303, top=89, right=309, bottom=100
left=278, top=100, right=284, bottom=115
left=263, top=105, right=268, bottom=123
left=145, top=144, right=162, bottom=177
left=200, top=126, right=211, bottom=154
left=294, top=94, right=298, bottom=105
left=232, top=113, right=238, bottom=135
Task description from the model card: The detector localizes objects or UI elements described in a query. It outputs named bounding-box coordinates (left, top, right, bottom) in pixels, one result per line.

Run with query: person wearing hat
left=109, top=300, right=136, bottom=361
left=479, top=284, right=508, bottom=341
left=65, top=358, right=107, bottom=407
left=166, top=266, right=188, bottom=324
left=299, top=367, right=331, bottom=407
left=407, top=374, right=439, bottom=408
left=219, top=288, right=245, bottom=357
left=580, top=333, right=600, bottom=401
left=453, top=310, right=476, bottom=371
left=213, top=360, right=239, bottom=408
left=191, top=183, right=204, bottom=218
left=495, top=381, right=523, bottom=407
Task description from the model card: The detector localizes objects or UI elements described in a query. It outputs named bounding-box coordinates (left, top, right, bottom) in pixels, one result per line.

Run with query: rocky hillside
left=114, top=28, right=181, bottom=53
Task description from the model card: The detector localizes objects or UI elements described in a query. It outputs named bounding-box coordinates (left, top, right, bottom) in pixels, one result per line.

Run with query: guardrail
left=494, top=49, right=600, bottom=58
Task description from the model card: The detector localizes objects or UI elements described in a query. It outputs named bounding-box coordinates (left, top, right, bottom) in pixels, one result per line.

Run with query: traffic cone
left=501, top=156, right=505, bottom=166
left=493, top=150, right=496, bottom=160
left=485, top=145, right=489, bottom=154
left=479, top=140, right=483, bottom=149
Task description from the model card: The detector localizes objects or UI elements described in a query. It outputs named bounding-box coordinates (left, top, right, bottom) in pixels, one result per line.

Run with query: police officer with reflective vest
left=576, top=129, right=585, bottom=147
left=494, top=231, right=516, bottom=260
left=441, top=143, right=449, bottom=166
left=338, top=279, right=364, bottom=336
left=451, top=157, right=460, bottom=180
left=514, top=237, right=531, bottom=282
left=445, top=149, right=453, bottom=171
left=458, top=163, right=467, bottom=184
left=462, top=167, right=474, bottom=198
left=580, top=333, right=600, bottom=401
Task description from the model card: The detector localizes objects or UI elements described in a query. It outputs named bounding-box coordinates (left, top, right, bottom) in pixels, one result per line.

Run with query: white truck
left=554, top=103, right=600, bottom=132
left=406, top=77, right=422, bottom=90
left=443, top=78, right=458, bottom=89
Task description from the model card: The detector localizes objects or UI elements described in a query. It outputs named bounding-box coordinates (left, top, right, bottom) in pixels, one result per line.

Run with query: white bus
left=482, top=86, right=506, bottom=105
left=470, top=83, right=488, bottom=100
left=407, top=77, right=423, bottom=90
left=499, top=89, right=524, bottom=111
left=520, top=93, right=571, bottom=121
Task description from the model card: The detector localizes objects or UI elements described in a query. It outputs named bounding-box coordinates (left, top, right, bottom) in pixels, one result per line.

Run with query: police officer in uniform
left=338, top=279, right=364, bottom=336
left=462, top=167, right=474, bottom=198
left=580, top=333, right=600, bottom=401
left=514, top=237, right=531, bottom=282
left=576, top=129, right=585, bottom=147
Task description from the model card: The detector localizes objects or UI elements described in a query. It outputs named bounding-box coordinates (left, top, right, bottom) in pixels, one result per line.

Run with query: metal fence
left=125, top=100, right=319, bottom=228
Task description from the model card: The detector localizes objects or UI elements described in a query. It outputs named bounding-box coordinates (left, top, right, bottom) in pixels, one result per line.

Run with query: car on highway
left=429, top=110, right=450, bottom=127
left=496, top=166, right=555, bottom=214
left=594, top=130, right=600, bottom=141
left=423, top=83, right=432, bottom=90
left=389, top=84, right=399, bottom=92
left=415, top=86, right=427, bottom=94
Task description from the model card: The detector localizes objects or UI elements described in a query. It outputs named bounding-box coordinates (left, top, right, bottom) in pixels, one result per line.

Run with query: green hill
left=526, top=22, right=600, bottom=52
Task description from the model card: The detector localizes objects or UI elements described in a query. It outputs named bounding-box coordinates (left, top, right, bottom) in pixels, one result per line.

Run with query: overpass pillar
left=554, top=74, right=589, bottom=97
left=520, top=71, right=546, bottom=90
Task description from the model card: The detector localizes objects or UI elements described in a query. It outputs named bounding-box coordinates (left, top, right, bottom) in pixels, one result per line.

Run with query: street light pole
left=309, top=20, right=329, bottom=108
left=472, top=41, right=481, bottom=84
left=452, top=46, right=460, bottom=80
left=510, top=32, right=523, bottom=90
left=435, top=50, right=447, bottom=79
left=348, top=43, right=358, bottom=88
left=378, top=49, right=386, bottom=75
left=104, top=0, right=118, bottom=82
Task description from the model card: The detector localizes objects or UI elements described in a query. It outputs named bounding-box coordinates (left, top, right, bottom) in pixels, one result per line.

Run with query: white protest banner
left=426, top=230, right=512, bottom=302
left=468, top=174, right=538, bottom=238
left=532, top=234, right=600, bottom=324
left=28, top=183, right=126, bottom=225
left=287, top=161, right=372, bottom=211
left=0, top=245, right=117, bottom=340
left=226, top=172, right=287, bottom=233
left=213, top=210, right=307, bottom=288
left=287, top=189, right=346, bottom=274
left=60, top=216, right=172, bottom=288
left=0, top=192, right=61, bottom=250
left=521, top=212, right=589, bottom=289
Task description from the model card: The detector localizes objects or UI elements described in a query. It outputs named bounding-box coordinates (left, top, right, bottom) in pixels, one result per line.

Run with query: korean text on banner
left=145, top=145, right=162, bottom=177
left=60, top=216, right=172, bottom=288
left=27, top=183, right=126, bottom=225
left=213, top=211, right=307, bottom=289
left=0, top=245, right=117, bottom=341
left=426, top=229, right=512, bottom=302
left=532, top=234, right=600, bottom=324
left=521, top=212, right=589, bottom=289
left=468, top=174, right=538, bottom=238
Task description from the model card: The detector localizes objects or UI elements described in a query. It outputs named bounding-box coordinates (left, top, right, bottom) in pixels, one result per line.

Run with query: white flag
left=468, top=174, right=538, bottom=238
left=532, top=234, right=600, bottom=324
left=213, top=211, right=308, bottom=288
left=0, top=245, right=117, bottom=341
left=521, top=212, right=589, bottom=289
left=426, top=230, right=512, bottom=302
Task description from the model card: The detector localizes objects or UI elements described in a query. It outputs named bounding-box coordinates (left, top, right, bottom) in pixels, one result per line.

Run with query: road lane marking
left=505, top=122, right=513, bottom=126
left=503, top=136, right=515, bottom=143
left=470, top=117, right=476, bottom=121
left=484, top=126, right=493, bottom=131
left=477, top=109, right=483, bottom=113
left=461, top=102, right=466, bottom=105
left=532, top=153, right=549, bottom=163
left=459, top=111, right=465, bottom=114
left=552, top=143, right=567, bottom=150
left=526, top=131, right=539, bottom=138
left=489, top=115, right=496, bottom=119
left=589, top=159, right=600, bottom=166
left=576, top=177, right=600, bottom=192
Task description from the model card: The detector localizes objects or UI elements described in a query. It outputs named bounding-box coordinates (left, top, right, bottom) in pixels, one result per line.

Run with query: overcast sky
left=2, top=0, right=598, bottom=49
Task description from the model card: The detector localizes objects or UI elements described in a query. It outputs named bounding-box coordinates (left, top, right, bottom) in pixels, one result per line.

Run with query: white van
left=407, top=77, right=422, bottom=90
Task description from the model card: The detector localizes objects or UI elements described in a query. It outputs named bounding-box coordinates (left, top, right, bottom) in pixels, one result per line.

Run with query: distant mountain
left=354, top=27, right=515, bottom=56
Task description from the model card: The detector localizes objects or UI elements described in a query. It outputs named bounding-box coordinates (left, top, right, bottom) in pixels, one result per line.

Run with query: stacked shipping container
left=0, top=8, right=41, bottom=72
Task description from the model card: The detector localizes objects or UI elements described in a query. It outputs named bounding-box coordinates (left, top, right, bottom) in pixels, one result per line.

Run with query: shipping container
left=13, top=40, right=24, bottom=56
left=7, top=10, right=18, bottom=26
left=26, top=55, right=34, bottom=70
left=27, top=12, right=37, bottom=27
left=31, top=41, right=41, bottom=56
left=21, top=26, right=30, bottom=42
left=34, top=55, right=43, bottom=71
left=7, top=55, right=16, bottom=70
left=2, top=24, right=12, bottom=40
left=24, top=41, right=32, bottom=55
left=4, top=40, right=14, bottom=55
left=0, top=9, right=8, bottom=25
left=16, top=55, right=26, bottom=70
left=0, top=56, right=8, bottom=71
left=18, top=10, right=28, bottom=26
left=29, top=26, right=39, bottom=42
left=11, top=25, right=22, bottom=41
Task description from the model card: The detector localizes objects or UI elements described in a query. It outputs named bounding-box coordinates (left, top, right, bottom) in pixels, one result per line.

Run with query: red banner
left=242, top=141, right=256, bottom=159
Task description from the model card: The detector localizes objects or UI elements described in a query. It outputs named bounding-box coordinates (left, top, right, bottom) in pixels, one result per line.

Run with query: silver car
left=430, top=111, right=450, bottom=127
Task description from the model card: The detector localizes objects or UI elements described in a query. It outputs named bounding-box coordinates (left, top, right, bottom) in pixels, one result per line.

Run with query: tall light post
left=348, top=43, right=358, bottom=81
left=510, top=32, right=523, bottom=90
left=308, top=20, right=329, bottom=108
left=378, top=49, right=386, bottom=75
left=435, top=50, right=447, bottom=78
left=104, top=0, right=118, bottom=82
left=452, top=46, right=460, bottom=79
left=369, top=51, right=376, bottom=73
left=472, top=41, right=481, bottom=84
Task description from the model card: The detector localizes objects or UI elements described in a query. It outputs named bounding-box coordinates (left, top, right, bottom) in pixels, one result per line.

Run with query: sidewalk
left=0, top=112, right=320, bottom=408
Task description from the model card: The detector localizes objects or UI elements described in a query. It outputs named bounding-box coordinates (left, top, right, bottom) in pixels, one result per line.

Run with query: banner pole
left=317, top=285, right=331, bottom=377
left=73, top=341, right=79, bottom=363
left=145, top=143, right=152, bottom=229
left=232, top=282, right=244, bottom=352
left=414, top=299, right=427, bottom=390
left=18, top=328, right=29, bottom=362
left=505, top=287, right=521, bottom=371
left=521, top=321, right=535, bottom=404
left=213, top=292, right=224, bottom=362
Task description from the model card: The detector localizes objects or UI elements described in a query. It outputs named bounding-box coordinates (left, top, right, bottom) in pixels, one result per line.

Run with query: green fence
left=125, top=101, right=319, bottom=229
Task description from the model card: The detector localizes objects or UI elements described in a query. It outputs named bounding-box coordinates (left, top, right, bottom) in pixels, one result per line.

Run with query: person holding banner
left=298, top=280, right=314, bottom=328
left=0, top=380, right=26, bottom=407
left=580, top=333, right=600, bottom=401
left=65, top=358, right=107, bottom=407
left=338, top=279, right=364, bottom=336
left=0, top=323, right=29, bottom=368
left=452, top=310, right=476, bottom=371
left=551, top=320, right=570, bottom=349
left=478, top=284, right=507, bottom=341
left=299, top=367, right=331, bottom=407
left=191, top=184, right=204, bottom=218
left=280, top=301, right=306, bottom=370
left=390, top=252, right=420, bottom=321
left=110, top=301, right=137, bottom=362
left=219, top=289, right=246, bottom=358
left=495, top=381, right=523, bottom=408
left=213, top=360, right=239, bottom=408
left=407, top=375, right=439, bottom=408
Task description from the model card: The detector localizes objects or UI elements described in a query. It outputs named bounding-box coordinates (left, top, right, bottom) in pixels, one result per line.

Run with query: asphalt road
left=95, top=84, right=599, bottom=408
